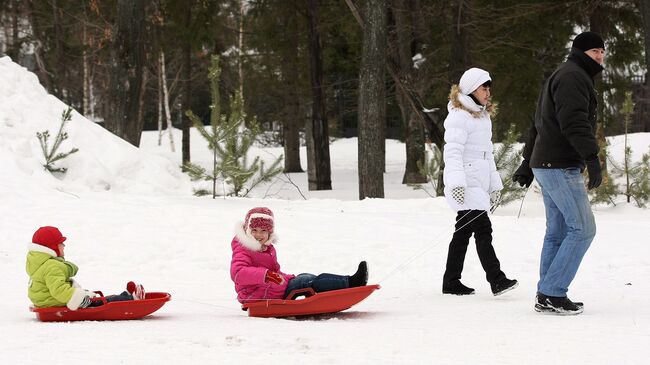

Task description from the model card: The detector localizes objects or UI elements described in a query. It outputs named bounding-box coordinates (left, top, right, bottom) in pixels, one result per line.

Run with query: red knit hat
left=32, top=226, right=66, bottom=256
left=243, top=207, right=274, bottom=234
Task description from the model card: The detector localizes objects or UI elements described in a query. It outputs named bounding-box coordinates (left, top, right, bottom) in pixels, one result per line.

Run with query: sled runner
left=30, top=292, right=171, bottom=322
left=242, top=284, right=380, bottom=318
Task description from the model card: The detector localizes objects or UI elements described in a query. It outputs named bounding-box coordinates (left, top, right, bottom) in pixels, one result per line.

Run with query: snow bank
left=0, top=56, right=190, bottom=195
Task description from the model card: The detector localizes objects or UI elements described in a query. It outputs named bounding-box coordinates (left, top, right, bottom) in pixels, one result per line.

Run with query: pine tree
left=183, top=55, right=229, bottom=198
left=628, top=150, right=650, bottom=208
left=36, top=107, right=79, bottom=174
left=606, top=92, right=650, bottom=207
left=494, top=124, right=527, bottom=206
left=411, top=142, right=442, bottom=197
left=589, top=135, right=619, bottom=206
left=183, top=55, right=283, bottom=198
left=217, top=92, right=283, bottom=197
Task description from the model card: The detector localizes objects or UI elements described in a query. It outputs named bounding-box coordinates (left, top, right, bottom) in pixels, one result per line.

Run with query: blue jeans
left=533, top=168, right=596, bottom=297
left=284, top=273, right=349, bottom=298
left=87, top=291, right=134, bottom=308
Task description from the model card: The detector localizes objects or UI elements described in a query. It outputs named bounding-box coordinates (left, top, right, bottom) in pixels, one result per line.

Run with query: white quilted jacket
left=443, top=87, right=503, bottom=212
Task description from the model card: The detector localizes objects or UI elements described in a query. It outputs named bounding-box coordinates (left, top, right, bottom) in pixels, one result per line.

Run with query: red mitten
left=265, top=271, right=284, bottom=285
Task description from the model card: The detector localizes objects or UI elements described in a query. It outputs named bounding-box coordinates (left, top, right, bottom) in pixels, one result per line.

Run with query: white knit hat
left=458, top=68, right=491, bottom=95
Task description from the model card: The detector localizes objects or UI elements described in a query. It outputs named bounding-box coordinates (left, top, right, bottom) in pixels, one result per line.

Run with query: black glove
left=586, top=158, right=602, bottom=190
left=513, top=160, right=534, bottom=188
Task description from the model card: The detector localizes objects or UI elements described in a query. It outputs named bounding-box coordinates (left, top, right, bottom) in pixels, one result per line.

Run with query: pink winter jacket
left=229, top=225, right=295, bottom=303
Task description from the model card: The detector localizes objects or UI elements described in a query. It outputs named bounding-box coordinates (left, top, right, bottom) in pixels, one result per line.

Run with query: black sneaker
left=491, top=278, right=518, bottom=296
left=535, top=293, right=584, bottom=315
left=571, top=299, right=584, bottom=309
left=348, top=261, right=368, bottom=287
left=442, top=281, right=475, bottom=295
left=536, top=292, right=583, bottom=309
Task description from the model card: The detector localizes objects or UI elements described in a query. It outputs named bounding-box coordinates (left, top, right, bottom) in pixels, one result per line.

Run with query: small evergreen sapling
left=183, top=55, right=283, bottom=198
left=495, top=125, right=527, bottom=207
left=183, top=55, right=232, bottom=198
left=589, top=135, right=619, bottom=206
left=594, top=92, right=650, bottom=208
left=618, top=92, right=649, bottom=207
left=627, top=150, right=650, bottom=208
left=217, top=92, right=283, bottom=197
left=412, top=142, right=442, bottom=197
left=36, top=107, right=79, bottom=174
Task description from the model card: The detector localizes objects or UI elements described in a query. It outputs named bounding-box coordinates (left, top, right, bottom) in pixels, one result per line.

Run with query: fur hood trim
left=28, top=243, right=57, bottom=257
left=234, top=221, right=278, bottom=252
left=448, top=84, right=497, bottom=118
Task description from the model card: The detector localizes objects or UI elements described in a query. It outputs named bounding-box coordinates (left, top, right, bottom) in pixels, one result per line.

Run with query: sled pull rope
left=378, top=210, right=487, bottom=284
left=175, top=298, right=242, bottom=313
left=517, top=186, right=530, bottom=219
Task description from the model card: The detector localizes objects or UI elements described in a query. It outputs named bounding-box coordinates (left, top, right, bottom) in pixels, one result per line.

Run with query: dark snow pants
left=442, top=210, right=506, bottom=285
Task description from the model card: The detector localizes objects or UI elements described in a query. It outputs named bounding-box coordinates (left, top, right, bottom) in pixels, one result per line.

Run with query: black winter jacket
left=522, top=48, right=603, bottom=169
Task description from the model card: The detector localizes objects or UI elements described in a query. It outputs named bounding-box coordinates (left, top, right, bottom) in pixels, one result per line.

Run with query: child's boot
left=127, top=281, right=146, bottom=300
left=348, top=261, right=368, bottom=287
left=490, top=277, right=518, bottom=296
left=442, top=280, right=475, bottom=295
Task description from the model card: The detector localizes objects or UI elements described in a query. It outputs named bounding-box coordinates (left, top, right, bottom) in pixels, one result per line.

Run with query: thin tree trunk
left=160, top=50, right=176, bottom=152
left=158, top=53, right=164, bottom=146
left=305, top=0, right=332, bottom=190
left=358, top=0, right=387, bottom=199
left=238, top=0, right=245, bottom=98
left=392, top=0, right=426, bottom=184
left=82, top=16, right=89, bottom=116
left=105, top=0, right=147, bottom=147
left=181, top=5, right=192, bottom=166
left=10, top=0, right=18, bottom=59
left=282, top=5, right=303, bottom=173
left=449, top=0, right=471, bottom=84
left=639, top=0, right=650, bottom=132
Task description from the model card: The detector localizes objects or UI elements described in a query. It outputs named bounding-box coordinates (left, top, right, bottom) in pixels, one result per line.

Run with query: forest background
left=1, top=0, right=649, bottom=199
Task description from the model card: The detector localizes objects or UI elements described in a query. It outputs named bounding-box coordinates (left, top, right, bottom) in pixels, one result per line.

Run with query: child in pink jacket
left=230, top=207, right=368, bottom=303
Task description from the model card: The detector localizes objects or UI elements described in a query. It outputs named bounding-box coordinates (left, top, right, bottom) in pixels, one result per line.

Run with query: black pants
left=443, top=210, right=505, bottom=286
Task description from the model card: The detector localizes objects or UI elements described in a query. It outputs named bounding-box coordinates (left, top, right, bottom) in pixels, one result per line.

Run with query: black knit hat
left=572, top=31, right=605, bottom=52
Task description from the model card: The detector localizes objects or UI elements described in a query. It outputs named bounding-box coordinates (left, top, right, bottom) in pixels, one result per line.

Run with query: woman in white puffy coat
left=441, top=68, right=518, bottom=296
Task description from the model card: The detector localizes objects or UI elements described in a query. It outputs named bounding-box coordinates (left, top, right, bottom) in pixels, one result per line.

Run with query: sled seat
left=30, top=292, right=171, bottom=322
left=242, top=284, right=380, bottom=318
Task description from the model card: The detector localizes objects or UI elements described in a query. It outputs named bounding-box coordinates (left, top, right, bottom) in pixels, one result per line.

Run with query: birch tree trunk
left=83, top=19, right=89, bottom=116
left=160, top=51, right=176, bottom=152
left=358, top=0, right=387, bottom=199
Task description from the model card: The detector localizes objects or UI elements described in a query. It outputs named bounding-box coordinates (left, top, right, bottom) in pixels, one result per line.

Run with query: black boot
left=348, top=261, right=368, bottom=287
left=442, top=280, right=475, bottom=295
left=491, top=277, right=518, bottom=296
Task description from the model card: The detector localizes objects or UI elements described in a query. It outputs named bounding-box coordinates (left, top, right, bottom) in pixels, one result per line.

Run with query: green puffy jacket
left=26, top=245, right=85, bottom=309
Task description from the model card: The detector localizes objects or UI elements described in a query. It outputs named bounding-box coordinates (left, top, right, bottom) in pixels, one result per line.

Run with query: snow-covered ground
left=2, top=56, right=649, bottom=364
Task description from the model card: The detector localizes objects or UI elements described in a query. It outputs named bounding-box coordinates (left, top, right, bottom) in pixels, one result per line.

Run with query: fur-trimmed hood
left=448, top=84, right=497, bottom=118
left=234, top=221, right=278, bottom=252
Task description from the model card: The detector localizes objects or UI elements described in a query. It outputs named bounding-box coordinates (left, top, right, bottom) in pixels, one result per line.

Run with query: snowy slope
left=1, top=57, right=649, bottom=365
left=0, top=56, right=190, bottom=196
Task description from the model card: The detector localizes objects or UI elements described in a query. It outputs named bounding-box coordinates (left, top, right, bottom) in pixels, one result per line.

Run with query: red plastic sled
left=30, top=292, right=171, bottom=322
left=242, top=284, right=380, bottom=318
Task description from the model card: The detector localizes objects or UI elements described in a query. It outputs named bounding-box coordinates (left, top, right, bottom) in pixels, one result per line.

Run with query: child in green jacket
left=26, top=226, right=145, bottom=310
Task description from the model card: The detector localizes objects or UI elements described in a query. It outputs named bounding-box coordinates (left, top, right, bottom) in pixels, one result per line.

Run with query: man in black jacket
left=513, top=31, right=605, bottom=315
